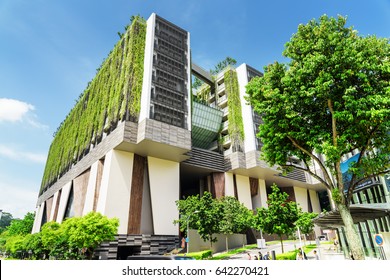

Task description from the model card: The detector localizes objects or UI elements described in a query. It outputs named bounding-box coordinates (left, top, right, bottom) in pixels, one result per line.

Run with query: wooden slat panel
left=249, top=177, right=258, bottom=197
left=93, top=159, right=104, bottom=211
left=128, top=154, right=145, bottom=234
left=211, top=172, right=225, bottom=198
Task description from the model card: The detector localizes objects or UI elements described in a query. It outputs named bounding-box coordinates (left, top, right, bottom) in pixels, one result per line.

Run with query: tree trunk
left=279, top=235, right=284, bottom=253
left=337, top=203, right=365, bottom=260
left=225, top=235, right=229, bottom=252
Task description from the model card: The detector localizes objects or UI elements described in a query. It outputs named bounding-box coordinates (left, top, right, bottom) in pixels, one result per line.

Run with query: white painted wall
left=49, top=191, right=60, bottom=221
left=236, top=64, right=257, bottom=152
left=188, top=229, right=247, bottom=253
left=31, top=203, right=44, bottom=233
left=294, top=186, right=308, bottom=212
left=309, top=189, right=322, bottom=213
left=252, top=179, right=267, bottom=209
left=96, top=149, right=134, bottom=234
left=148, top=156, right=179, bottom=235
left=224, top=172, right=235, bottom=197
left=139, top=13, right=156, bottom=122
left=83, top=160, right=99, bottom=215
left=56, top=181, right=72, bottom=223
left=236, top=174, right=253, bottom=209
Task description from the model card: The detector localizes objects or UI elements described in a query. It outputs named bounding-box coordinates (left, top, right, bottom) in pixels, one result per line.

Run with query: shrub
left=185, top=250, right=213, bottom=260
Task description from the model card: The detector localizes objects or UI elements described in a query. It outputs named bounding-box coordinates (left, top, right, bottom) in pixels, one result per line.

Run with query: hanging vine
left=40, top=16, right=146, bottom=194
left=224, top=69, right=245, bottom=152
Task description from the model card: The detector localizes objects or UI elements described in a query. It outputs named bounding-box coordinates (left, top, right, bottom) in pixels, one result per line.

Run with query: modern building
left=314, top=151, right=390, bottom=259
left=32, top=13, right=328, bottom=259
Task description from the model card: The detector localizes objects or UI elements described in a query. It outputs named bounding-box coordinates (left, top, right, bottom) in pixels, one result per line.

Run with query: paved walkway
left=228, top=241, right=346, bottom=260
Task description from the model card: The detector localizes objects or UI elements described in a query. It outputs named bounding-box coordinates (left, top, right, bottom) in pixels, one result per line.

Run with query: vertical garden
left=40, top=16, right=147, bottom=194
left=224, top=69, right=244, bottom=152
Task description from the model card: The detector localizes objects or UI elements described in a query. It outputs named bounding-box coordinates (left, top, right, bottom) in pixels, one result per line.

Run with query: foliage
left=219, top=196, right=253, bottom=251
left=210, top=57, right=237, bottom=75
left=175, top=192, right=252, bottom=248
left=246, top=14, right=390, bottom=260
left=296, top=212, right=318, bottom=235
left=219, top=196, right=253, bottom=235
left=2, top=212, right=119, bottom=260
left=192, top=76, right=204, bottom=90
left=194, top=83, right=211, bottom=104
left=40, top=16, right=147, bottom=194
left=194, top=192, right=223, bottom=246
left=225, top=69, right=245, bottom=151
left=253, top=185, right=299, bottom=253
left=4, top=235, right=25, bottom=258
left=6, top=212, right=35, bottom=236
left=0, top=211, right=13, bottom=233
left=62, top=212, right=119, bottom=259
left=184, top=249, right=213, bottom=260
left=275, top=244, right=316, bottom=260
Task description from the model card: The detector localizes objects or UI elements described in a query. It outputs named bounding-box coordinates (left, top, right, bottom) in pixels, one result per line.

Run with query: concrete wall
left=236, top=63, right=257, bottom=152
left=309, top=189, right=322, bottom=213
left=148, top=156, right=180, bottom=235
left=83, top=160, right=99, bottom=215
left=224, top=172, right=235, bottom=197
left=96, top=149, right=134, bottom=234
left=294, top=186, right=308, bottom=211
left=252, top=179, right=267, bottom=209
left=236, top=174, right=252, bottom=209
left=56, top=181, right=72, bottom=223
left=188, top=229, right=247, bottom=253
left=31, top=203, right=44, bottom=234
left=139, top=13, right=155, bottom=122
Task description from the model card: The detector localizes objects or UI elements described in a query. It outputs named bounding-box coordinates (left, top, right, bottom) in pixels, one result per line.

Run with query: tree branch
left=286, top=135, right=335, bottom=189
left=347, top=124, right=381, bottom=202
left=350, top=169, right=390, bottom=192
left=280, top=164, right=331, bottom=190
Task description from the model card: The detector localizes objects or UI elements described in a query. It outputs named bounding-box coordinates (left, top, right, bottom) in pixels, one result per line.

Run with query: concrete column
left=252, top=178, right=267, bottom=209
left=224, top=172, right=235, bottom=197
left=294, top=186, right=308, bottom=211
left=31, top=203, right=44, bottom=233
left=236, top=175, right=253, bottom=209
left=49, top=191, right=60, bottom=222
left=148, top=156, right=179, bottom=235
left=83, top=160, right=99, bottom=215
left=56, top=181, right=72, bottom=223
left=309, top=189, right=322, bottom=213
left=96, top=149, right=134, bottom=234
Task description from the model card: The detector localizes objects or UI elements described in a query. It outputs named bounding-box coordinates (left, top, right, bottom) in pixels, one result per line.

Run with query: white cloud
left=0, top=98, right=34, bottom=122
left=0, top=181, right=38, bottom=219
left=0, top=144, right=47, bottom=164
left=0, top=98, right=48, bottom=129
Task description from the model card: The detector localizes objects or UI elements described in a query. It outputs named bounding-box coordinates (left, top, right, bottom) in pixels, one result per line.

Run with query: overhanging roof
left=313, top=203, right=390, bottom=228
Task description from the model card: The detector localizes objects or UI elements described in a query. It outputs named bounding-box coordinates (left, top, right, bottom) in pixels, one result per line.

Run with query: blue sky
left=1, top=0, right=389, bottom=218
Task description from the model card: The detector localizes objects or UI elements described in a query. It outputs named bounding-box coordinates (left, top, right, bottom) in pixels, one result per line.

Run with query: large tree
left=246, top=15, right=390, bottom=259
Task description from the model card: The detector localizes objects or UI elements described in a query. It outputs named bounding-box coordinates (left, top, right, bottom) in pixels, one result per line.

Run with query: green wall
left=40, top=17, right=146, bottom=194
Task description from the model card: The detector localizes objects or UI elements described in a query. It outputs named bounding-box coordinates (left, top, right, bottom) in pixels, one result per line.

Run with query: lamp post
left=186, top=210, right=199, bottom=254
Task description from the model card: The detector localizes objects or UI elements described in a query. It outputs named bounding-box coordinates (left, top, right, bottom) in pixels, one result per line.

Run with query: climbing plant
left=224, top=69, right=244, bottom=152
left=40, top=16, right=147, bottom=194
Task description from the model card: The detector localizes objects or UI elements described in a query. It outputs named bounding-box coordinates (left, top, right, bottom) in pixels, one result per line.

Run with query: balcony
left=217, top=95, right=227, bottom=106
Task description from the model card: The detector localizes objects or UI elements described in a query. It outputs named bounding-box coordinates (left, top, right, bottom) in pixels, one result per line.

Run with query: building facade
left=32, top=13, right=328, bottom=259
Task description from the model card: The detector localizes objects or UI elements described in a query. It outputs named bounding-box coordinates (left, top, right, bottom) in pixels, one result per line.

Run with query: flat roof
left=313, top=203, right=390, bottom=228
